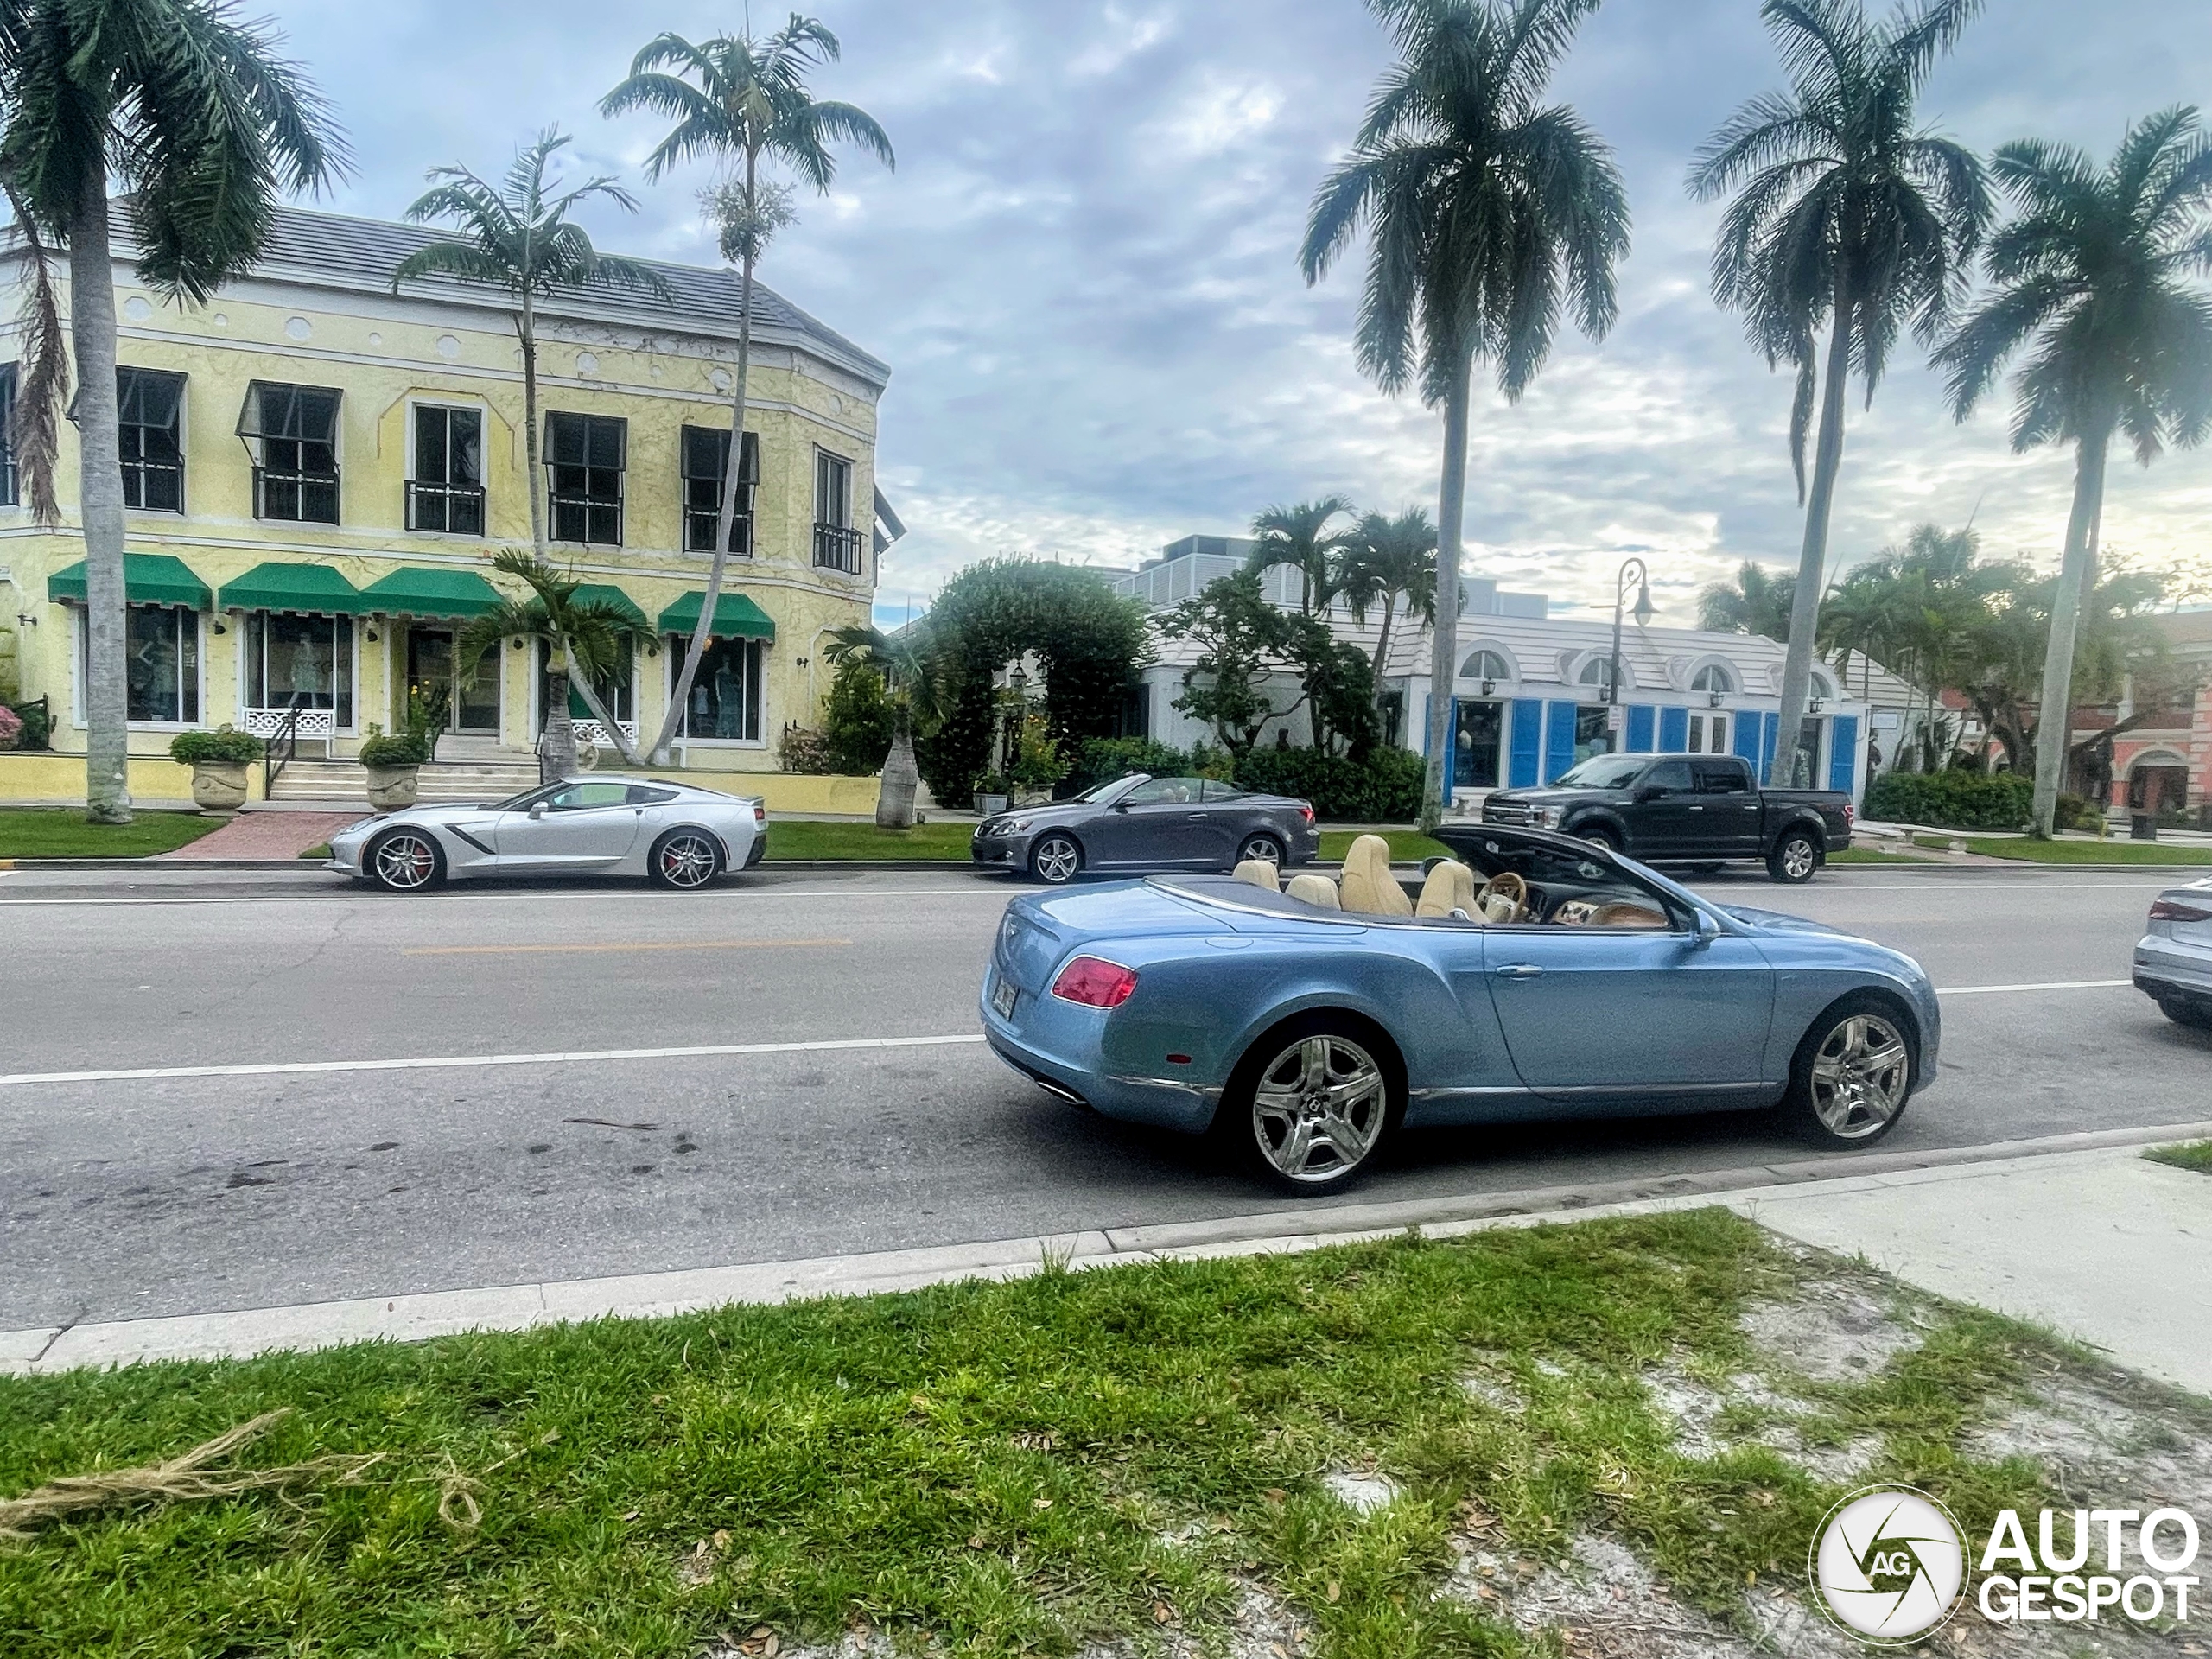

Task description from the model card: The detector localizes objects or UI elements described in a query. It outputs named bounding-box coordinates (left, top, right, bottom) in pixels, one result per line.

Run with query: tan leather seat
left=1592, top=901, right=1669, bottom=929
left=1285, top=873, right=1342, bottom=910
left=1415, top=859, right=1478, bottom=918
left=1231, top=858, right=1281, bottom=891
left=1338, top=833, right=1413, bottom=917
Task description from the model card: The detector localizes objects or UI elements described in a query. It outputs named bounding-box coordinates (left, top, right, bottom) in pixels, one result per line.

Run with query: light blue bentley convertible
left=980, top=825, right=1938, bottom=1194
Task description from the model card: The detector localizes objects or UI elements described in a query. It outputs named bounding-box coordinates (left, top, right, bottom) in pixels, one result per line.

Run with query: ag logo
left=1811, top=1485, right=1967, bottom=1641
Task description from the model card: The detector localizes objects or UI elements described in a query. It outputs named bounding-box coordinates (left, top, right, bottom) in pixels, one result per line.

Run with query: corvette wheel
left=651, top=830, right=721, bottom=890
left=1030, top=834, right=1083, bottom=885
left=1227, top=1016, right=1401, bottom=1195
left=1236, top=832, right=1285, bottom=869
left=1783, top=995, right=1913, bottom=1147
left=369, top=830, right=442, bottom=893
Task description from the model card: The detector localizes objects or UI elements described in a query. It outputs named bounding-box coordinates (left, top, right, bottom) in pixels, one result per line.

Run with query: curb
left=8, top=1117, right=2208, bottom=1374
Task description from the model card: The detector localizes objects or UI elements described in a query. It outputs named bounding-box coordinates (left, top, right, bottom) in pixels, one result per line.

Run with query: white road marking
left=0, top=886, right=1005, bottom=908
left=0, top=1032, right=990, bottom=1088
left=1938, top=978, right=2132, bottom=996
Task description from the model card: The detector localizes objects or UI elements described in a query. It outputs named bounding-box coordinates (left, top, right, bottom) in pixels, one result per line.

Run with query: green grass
left=761, top=820, right=974, bottom=861
left=297, top=843, right=331, bottom=861
left=0, top=1211, right=2088, bottom=1659
left=1963, top=836, right=2212, bottom=866
left=0, top=809, right=223, bottom=860
left=2145, top=1140, right=2212, bottom=1174
left=1317, top=829, right=1453, bottom=864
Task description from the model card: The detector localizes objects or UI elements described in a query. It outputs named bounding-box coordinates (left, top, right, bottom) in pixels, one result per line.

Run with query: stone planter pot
left=189, top=760, right=251, bottom=811
left=974, top=791, right=1009, bottom=817
left=365, top=766, right=421, bottom=810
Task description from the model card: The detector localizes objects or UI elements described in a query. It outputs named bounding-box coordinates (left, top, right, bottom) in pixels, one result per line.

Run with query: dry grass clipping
left=0, top=1408, right=384, bottom=1542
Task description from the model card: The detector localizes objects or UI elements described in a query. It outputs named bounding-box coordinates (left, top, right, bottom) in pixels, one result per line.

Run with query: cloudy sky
left=265, top=0, right=2212, bottom=626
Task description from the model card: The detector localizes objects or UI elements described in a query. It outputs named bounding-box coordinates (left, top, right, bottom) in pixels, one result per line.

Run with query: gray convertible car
left=972, top=772, right=1321, bottom=884
left=327, top=776, right=767, bottom=892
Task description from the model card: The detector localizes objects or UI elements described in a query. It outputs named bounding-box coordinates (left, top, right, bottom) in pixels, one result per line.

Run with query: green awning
left=359, top=565, right=503, bottom=619
left=217, top=561, right=365, bottom=616
left=657, top=589, right=775, bottom=640
left=570, top=583, right=649, bottom=626
left=47, top=553, right=211, bottom=609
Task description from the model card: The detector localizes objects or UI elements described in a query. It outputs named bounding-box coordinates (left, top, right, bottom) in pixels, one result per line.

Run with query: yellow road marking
left=401, top=937, right=852, bottom=957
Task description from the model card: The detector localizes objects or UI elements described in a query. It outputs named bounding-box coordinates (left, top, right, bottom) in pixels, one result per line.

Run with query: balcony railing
left=813, top=522, right=866, bottom=575
left=253, top=466, right=339, bottom=524
left=684, top=507, right=753, bottom=557
left=407, top=480, right=486, bottom=536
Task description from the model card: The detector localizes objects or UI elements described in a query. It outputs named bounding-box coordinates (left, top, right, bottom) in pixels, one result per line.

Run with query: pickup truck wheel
left=1578, top=827, right=1620, bottom=855
left=1768, top=830, right=1821, bottom=884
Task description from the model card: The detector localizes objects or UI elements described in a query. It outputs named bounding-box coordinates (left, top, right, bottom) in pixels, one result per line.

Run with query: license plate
left=992, top=977, right=1019, bottom=1018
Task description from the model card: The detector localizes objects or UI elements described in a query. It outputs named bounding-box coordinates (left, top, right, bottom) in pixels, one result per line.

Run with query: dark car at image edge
left=1472, top=752, right=1853, bottom=883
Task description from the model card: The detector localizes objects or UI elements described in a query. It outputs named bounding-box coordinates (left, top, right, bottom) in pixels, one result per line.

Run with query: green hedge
left=1865, top=769, right=2032, bottom=830
left=1233, top=747, right=1427, bottom=822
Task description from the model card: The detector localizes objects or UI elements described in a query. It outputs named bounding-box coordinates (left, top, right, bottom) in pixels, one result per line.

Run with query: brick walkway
left=159, top=810, right=360, bottom=861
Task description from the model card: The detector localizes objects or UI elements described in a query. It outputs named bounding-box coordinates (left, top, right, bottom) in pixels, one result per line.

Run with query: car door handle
left=1186, top=812, right=1207, bottom=819
left=1688, top=804, right=1704, bottom=811
left=1495, top=963, right=1543, bottom=980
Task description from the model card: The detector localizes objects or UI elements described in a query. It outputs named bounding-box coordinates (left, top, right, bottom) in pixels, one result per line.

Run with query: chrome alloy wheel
left=1780, top=836, right=1818, bottom=880
left=1808, top=1013, right=1910, bottom=1139
left=1032, top=834, right=1081, bottom=884
left=1250, top=1033, right=1389, bottom=1184
left=658, top=832, right=720, bottom=888
left=372, top=831, right=438, bottom=891
left=1237, top=833, right=1284, bottom=867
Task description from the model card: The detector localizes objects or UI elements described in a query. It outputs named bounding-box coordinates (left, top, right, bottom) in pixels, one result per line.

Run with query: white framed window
left=669, top=632, right=766, bottom=743
left=238, top=381, right=340, bottom=523
left=812, top=448, right=862, bottom=574
left=77, top=604, right=202, bottom=726
left=243, top=612, right=354, bottom=731
left=1687, top=712, right=1729, bottom=754
left=1576, top=656, right=1626, bottom=692
left=1691, top=664, right=1735, bottom=694
left=1461, top=647, right=1514, bottom=683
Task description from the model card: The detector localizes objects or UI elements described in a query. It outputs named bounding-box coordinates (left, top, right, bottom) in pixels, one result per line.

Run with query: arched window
left=1461, top=648, right=1513, bottom=683
left=1577, top=657, right=1618, bottom=690
left=1691, top=664, right=1735, bottom=693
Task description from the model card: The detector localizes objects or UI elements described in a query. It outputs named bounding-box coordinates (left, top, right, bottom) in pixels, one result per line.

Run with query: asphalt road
left=3, top=860, right=2206, bottom=1330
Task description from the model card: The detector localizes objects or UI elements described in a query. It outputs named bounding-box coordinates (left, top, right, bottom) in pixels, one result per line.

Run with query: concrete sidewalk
left=5, top=1128, right=2208, bottom=1388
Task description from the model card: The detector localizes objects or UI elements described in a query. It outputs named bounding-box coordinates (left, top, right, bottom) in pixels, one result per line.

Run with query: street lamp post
left=1610, top=558, right=1655, bottom=740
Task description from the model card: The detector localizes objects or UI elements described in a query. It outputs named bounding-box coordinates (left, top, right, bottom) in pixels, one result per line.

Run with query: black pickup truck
left=1471, top=753, right=1853, bottom=882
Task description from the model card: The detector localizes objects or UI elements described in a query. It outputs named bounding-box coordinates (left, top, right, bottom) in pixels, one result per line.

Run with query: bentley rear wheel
left=368, top=830, right=443, bottom=893
left=1782, top=994, right=1913, bottom=1147
left=1221, top=1014, right=1402, bottom=1196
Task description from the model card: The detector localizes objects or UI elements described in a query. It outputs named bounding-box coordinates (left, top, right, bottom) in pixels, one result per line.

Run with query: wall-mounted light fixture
left=364, top=628, right=378, bottom=643
left=1478, top=678, right=1496, bottom=697
left=1707, top=691, right=1725, bottom=709
left=1808, top=696, right=1827, bottom=715
left=15, top=613, right=37, bottom=628
left=211, top=621, right=227, bottom=635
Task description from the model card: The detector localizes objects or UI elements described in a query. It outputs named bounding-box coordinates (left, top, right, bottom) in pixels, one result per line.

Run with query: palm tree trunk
left=1420, top=354, right=1472, bottom=833
left=519, top=284, right=544, bottom=556
left=1775, top=290, right=1855, bottom=788
left=877, top=706, right=918, bottom=828
left=2030, top=426, right=2110, bottom=838
left=647, top=149, right=760, bottom=767
left=70, top=178, right=131, bottom=824
left=1371, top=592, right=1397, bottom=688
left=541, top=643, right=579, bottom=783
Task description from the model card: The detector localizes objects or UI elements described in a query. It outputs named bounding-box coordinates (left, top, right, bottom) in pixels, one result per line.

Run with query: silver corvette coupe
left=327, top=776, right=768, bottom=893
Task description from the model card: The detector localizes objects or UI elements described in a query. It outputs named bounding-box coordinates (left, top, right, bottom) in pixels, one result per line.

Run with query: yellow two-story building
left=0, top=205, right=897, bottom=806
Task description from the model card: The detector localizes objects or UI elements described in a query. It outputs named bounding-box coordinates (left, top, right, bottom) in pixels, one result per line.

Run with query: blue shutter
left=1659, top=705, right=1689, bottom=752
left=1758, top=712, right=1781, bottom=784
left=1732, top=711, right=1763, bottom=772
left=1626, top=704, right=1656, bottom=753
left=1828, top=715, right=1859, bottom=793
left=1544, top=699, right=1577, bottom=783
left=1509, top=698, right=1543, bottom=786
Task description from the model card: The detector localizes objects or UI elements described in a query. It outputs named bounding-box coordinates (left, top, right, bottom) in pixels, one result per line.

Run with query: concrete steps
left=266, top=758, right=542, bottom=806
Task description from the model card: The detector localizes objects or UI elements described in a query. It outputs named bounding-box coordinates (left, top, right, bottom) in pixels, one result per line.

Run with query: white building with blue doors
left=1123, top=542, right=1885, bottom=807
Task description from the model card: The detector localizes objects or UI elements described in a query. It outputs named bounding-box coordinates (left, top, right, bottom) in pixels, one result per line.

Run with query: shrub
left=0, top=705, right=20, bottom=749
left=778, top=724, right=834, bottom=775
left=2055, top=793, right=2105, bottom=833
left=1061, top=737, right=1191, bottom=797
left=820, top=661, right=893, bottom=775
left=1864, top=769, right=2033, bottom=830
left=12, top=698, right=51, bottom=750
left=1008, top=715, right=1070, bottom=794
left=358, top=722, right=429, bottom=769
left=168, top=727, right=263, bottom=766
left=1233, top=746, right=1427, bottom=822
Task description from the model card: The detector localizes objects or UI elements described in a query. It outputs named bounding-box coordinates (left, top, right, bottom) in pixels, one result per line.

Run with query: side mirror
left=528, top=803, right=548, bottom=820
left=1688, top=907, right=1721, bottom=947
left=1633, top=785, right=1664, bottom=803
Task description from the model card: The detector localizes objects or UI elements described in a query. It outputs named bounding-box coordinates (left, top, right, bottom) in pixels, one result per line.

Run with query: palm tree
left=1690, top=0, right=1988, bottom=785
left=602, top=17, right=893, bottom=766
left=1932, top=109, right=2212, bottom=835
left=1332, top=506, right=1439, bottom=689
left=1247, top=496, right=1356, bottom=615
left=823, top=626, right=947, bottom=829
left=456, top=553, right=655, bottom=782
left=1302, top=0, right=1629, bottom=830
left=1697, top=561, right=1796, bottom=640
left=0, top=0, right=345, bottom=823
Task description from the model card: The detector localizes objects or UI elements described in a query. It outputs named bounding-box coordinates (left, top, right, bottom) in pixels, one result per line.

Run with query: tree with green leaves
left=1302, top=0, right=1629, bottom=830
left=1332, top=506, right=1439, bottom=690
left=602, top=16, right=893, bottom=766
left=455, top=553, right=656, bottom=781
left=1932, top=109, right=2212, bottom=836
left=1161, top=572, right=1300, bottom=760
left=0, top=0, right=345, bottom=823
left=1696, top=561, right=1796, bottom=641
left=823, top=626, right=947, bottom=828
left=1691, top=0, right=1988, bottom=785
left=1247, top=497, right=1356, bottom=616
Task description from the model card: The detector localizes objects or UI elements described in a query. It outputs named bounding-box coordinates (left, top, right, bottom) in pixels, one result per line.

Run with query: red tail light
left=753, top=802, right=766, bottom=823
left=2151, top=899, right=2212, bottom=923
left=1843, top=802, right=1855, bottom=823
left=1051, top=956, right=1139, bottom=1008
left=1300, top=804, right=1315, bottom=824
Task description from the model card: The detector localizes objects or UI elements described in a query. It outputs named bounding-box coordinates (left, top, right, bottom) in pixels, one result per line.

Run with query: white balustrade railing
left=239, top=705, right=337, bottom=738
left=571, top=719, right=638, bottom=747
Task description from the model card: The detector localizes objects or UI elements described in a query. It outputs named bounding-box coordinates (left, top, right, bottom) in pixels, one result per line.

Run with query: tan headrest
left=1339, top=833, right=1413, bottom=917
left=1415, top=859, right=1478, bottom=918
left=1285, top=873, right=1341, bottom=910
left=1231, top=858, right=1281, bottom=891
